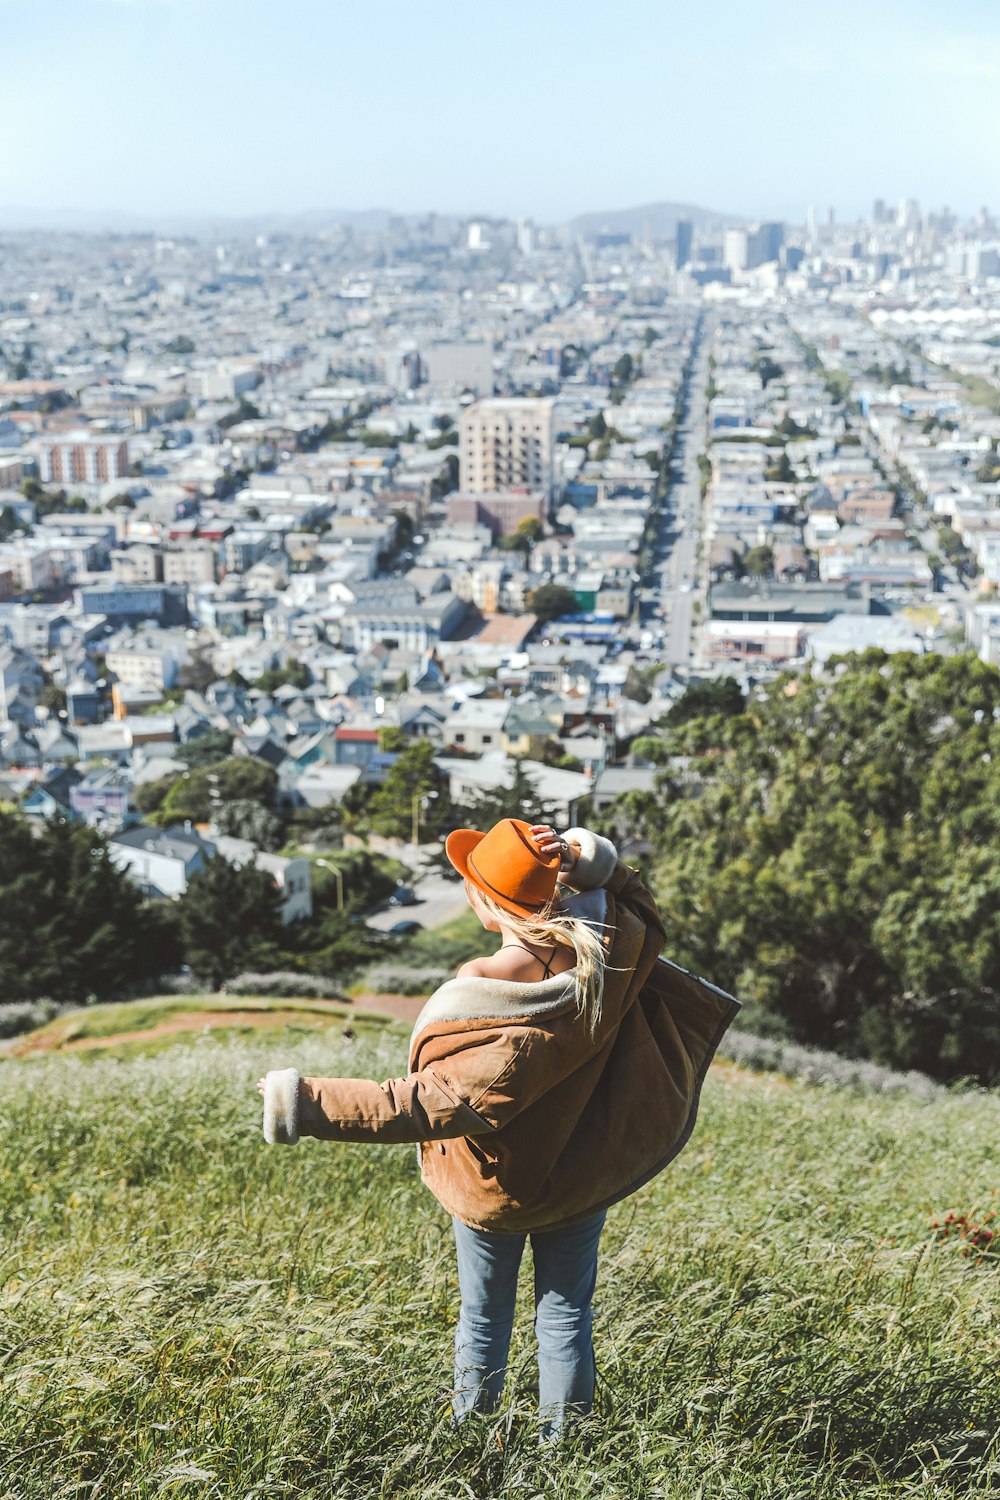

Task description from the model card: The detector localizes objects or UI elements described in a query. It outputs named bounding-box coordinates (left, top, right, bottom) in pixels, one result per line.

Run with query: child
left=260, top=819, right=739, bottom=1439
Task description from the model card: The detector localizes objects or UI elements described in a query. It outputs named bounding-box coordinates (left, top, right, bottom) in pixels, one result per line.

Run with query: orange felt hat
left=445, top=817, right=560, bottom=920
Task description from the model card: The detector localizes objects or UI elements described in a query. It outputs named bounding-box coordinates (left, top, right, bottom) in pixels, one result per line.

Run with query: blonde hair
left=464, top=880, right=606, bottom=1035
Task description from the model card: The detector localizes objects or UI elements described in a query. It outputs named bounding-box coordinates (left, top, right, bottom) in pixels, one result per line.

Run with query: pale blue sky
left=2, top=0, right=998, bottom=227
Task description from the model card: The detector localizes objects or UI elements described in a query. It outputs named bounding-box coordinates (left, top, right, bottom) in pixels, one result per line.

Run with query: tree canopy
left=622, top=651, right=1000, bottom=1084
left=0, top=814, right=179, bottom=1002
left=526, top=583, right=577, bottom=625
left=180, top=856, right=284, bottom=989
left=152, top=756, right=278, bottom=825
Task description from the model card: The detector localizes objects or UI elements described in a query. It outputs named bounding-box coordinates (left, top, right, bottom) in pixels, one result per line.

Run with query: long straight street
left=640, top=314, right=713, bottom=666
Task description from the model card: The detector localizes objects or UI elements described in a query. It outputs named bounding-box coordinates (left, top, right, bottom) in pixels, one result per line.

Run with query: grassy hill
left=2, top=993, right=395, bottom=1060
left=0, top=1018, right=998, bottom=1498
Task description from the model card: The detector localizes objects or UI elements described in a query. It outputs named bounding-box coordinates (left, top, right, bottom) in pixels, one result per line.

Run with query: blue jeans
left=452, top=1208, right=607, bottom=1440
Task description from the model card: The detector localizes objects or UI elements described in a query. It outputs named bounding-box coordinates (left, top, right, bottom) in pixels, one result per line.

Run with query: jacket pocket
left=461, top=1134, right=500, bottom=1177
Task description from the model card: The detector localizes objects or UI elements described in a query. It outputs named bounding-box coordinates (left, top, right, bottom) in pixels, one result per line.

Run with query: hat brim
left=445, top=823, right=560, bottom=921
left=444, top=827, right=485, bottom=883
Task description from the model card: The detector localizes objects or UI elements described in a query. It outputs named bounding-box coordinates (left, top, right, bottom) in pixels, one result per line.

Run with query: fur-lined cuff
left=263, top=1067, right=301, bottom=1145
left=561, top=827, right=618, bottom=891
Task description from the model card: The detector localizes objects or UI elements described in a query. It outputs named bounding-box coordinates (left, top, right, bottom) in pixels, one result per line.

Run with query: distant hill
left=568, top=200, right=744, bottom=240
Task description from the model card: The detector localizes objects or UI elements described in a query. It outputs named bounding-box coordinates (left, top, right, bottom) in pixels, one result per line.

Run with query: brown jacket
left=262, top=829, right=740, bottom=1232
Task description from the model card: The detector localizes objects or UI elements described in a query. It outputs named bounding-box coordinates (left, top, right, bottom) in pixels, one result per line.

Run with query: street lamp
left=315, top=858, right=344, bottom=911
left=411, top=789, right=438, bottom=850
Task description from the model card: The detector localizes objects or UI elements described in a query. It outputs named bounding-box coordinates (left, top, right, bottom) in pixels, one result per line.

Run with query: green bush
left=361, top=965, right=450, bottom=995
left=0, top=998, right=64, bottom=1039
left=226, top=972, right=348, bottom=1000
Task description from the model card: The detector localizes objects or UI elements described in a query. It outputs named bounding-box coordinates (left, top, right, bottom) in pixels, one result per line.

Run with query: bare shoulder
left=455, top=950, right=523, bottom=980
left=455, top=957, right=490, bottom=978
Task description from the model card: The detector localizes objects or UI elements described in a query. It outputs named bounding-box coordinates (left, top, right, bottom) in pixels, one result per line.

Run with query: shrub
left=721, top=1028, right=946, bottom=1101
left=226, top=971, right=348, bottom=1001
left=360, top=965, right=449, bottom=996
left=0, top=998, right=64, bottom=1039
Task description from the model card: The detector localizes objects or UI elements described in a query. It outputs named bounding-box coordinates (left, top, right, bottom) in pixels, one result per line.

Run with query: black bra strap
left=498, top=942, right=559, bottom=978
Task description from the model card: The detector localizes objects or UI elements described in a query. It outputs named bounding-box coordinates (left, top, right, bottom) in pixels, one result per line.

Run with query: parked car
left=388, top=920, right=423, bottom=937
left=388, top=884, right=418, bottom=907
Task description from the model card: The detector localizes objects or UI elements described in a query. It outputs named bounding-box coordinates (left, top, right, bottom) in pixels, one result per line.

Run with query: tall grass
left=0, top=1028, right=997, bottom=1498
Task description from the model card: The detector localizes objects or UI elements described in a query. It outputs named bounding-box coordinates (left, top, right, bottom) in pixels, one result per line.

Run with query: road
left=365, top=861, right=469, bottom=934
left=640, top=313, right=713, bottom=666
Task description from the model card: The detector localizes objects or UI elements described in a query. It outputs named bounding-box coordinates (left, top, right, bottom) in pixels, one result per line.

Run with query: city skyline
left=1, top=0, right=998, bottom=229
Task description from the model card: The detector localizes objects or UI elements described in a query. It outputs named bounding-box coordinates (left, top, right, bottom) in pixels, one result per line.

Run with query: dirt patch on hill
left=10, top=1009, right=337, bottom=1056
left=356, top=994, right=426, bottom=1024
left=8, top=995, right=428, bottom=1057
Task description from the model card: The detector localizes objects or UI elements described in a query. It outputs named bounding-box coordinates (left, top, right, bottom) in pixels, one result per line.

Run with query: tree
left=217, top=398, right=260, bottom=431
left=392, top=508, right=415, bottom=551
left=252, top=660, right=310, bottom=693
left=611, top=353, right=634, bottom=386
left=753, top=354, right=784, bottom=389
left=634, top=651, right=1000, bottom=1084
left=456, top=757, right=559, bottom=832
left=937, top=525, right=971, bottom=567
left=824, top=370, right=853, bottom=404
left=134, top=774, right=178, bottom=814
left=0, top=813, right=180, bottom=1002
left=39, top=683, right=67, bottom=715
left=365, top=740, right=447, bottom=840
left=179, top=856, right=284, bottom=988
left=174, top=730, right=234, bottom=771
left=662, top=677, right=745, bottom=726
left=174, top=654, right=219, bottom=693
left=163, top=335, right=195, bottom=355
left=154, top=757, right=278, bottom=825
left=212, top=799, right=284, bottom=850
left=764, top=450, right=794, bottom=483
left=377, top=724, right=408, bottom=753
left=975, top=445, right=1000, bottom=484
left=623, top=665, right=653, bottom=703
left=526, top=583, right=577, bottom=625
left=743, top=544, right=775, bottom=578
left=431, top=452, right=459, bottom=498
left=500, top=515, right=544, bottom=559
left=514, top=515, right=544, bottom=546
left=777, top=414, right=818, bottom=439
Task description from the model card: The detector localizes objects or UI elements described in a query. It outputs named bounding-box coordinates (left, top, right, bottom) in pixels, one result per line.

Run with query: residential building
left=108, top=824, right=213, bottom=898
left=459, top=397, right=555, bottom=499
left=37, top=431, right=129, bottom=484
left=78, top=583, right=189, bottom=625
left=447, top=490, right=546, bottom=538
left=162, top=542, right=218, bottom=586
left=210, top=834, right=313, bottom=923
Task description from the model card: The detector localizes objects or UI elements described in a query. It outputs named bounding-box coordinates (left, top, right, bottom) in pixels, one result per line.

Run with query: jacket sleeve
left=561, top=825, right=667, bottom=945
left=262, top=1064, right=494, bottom=1146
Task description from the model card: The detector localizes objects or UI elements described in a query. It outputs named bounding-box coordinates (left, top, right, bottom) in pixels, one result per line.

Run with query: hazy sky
left=2, top=0, right=998, bottom=227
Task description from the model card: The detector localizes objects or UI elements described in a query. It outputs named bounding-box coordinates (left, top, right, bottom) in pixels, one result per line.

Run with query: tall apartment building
left=723, top=222, right=784, bottom=272
left=459, top=397, right=555, bottom=499
left=723, top=228, right=749, bottom=272
left=675, top=218, right=693, bottom=269
left=37, top=431, right=129, bottom=485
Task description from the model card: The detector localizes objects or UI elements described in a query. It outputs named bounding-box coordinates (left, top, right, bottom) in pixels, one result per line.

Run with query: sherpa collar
left=409, top=970, right=577, bottom=1065
left=407, top=885, right=611, bottom=1066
